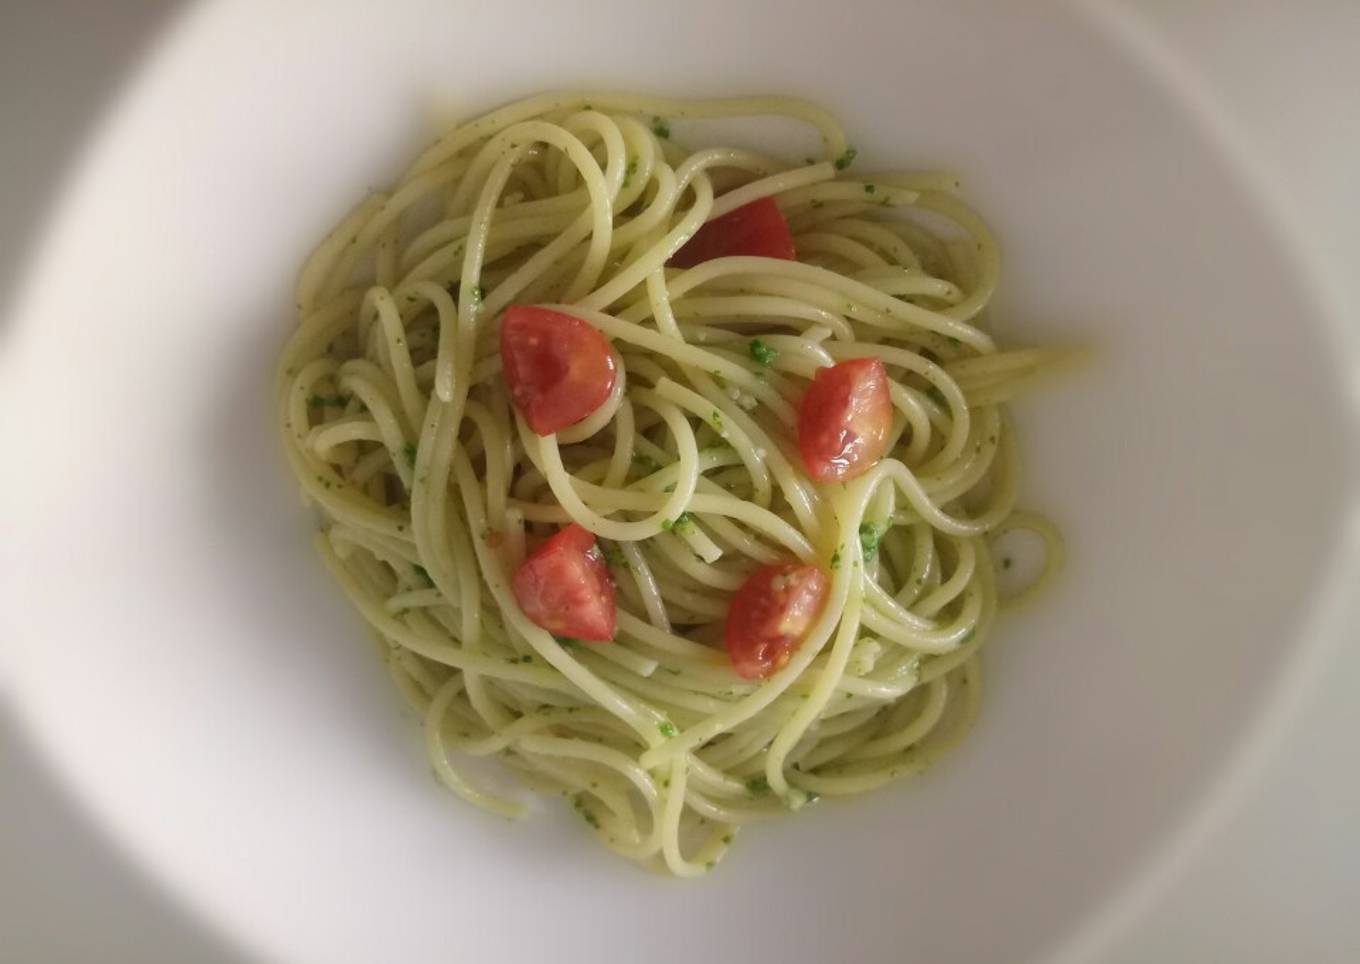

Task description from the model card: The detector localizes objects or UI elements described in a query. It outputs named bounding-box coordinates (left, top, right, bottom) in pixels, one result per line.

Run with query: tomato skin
left=511, top=524, right=616, bottom=641
left=668, top=197, right=797, bottom=269
left=724, top=563, right=830, bottom=680
left=797, top=358, right=892, bottom=482
left=501, top=306, right=617, bottom=436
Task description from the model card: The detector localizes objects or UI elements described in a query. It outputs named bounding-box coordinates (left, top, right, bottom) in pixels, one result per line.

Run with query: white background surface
left=1, top=2, right=1357, bottom=962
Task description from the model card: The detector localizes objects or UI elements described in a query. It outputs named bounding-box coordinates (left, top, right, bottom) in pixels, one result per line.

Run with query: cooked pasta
left=276, top=91, right=1064, bottom=876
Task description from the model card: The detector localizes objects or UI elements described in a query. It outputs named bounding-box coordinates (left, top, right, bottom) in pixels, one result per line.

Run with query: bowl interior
left=3, top=1, right=1356, bottom=962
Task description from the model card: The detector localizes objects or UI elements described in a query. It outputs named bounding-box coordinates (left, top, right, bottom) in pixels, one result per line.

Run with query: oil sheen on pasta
left=276, top=92, right=1065, bottom=876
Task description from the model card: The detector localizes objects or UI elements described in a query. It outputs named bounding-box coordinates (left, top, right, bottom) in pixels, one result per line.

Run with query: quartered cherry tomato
left=669, top=197, right=797, bottom=268
left=511, top=523, right=616, bottom=642
left=501, top=306, right=617, bottom=435
left=724, top=563, right=830, bottom=680
left=797, top=357, right=892, bottom=482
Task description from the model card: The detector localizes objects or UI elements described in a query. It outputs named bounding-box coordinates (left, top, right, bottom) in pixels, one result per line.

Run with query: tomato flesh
left=501, top=306, right=617, bottom=435
left=724, top=563, right=830, bottom=680
left=797, top=358, right=892, bottom=482
left=512, top=523, right=616, bottom=641
left=669, top=197, right=797, bottom=269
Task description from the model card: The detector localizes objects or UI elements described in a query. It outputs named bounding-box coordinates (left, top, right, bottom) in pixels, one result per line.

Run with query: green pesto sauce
left=599, top=543, right=628, bottom=569
left=748, top=339, right=777, bottom=367
left=662, top=512, right=696, bottom=535
left=858, top=522, right=886, bottom=561
left=631, top=452, right=661, bottom=473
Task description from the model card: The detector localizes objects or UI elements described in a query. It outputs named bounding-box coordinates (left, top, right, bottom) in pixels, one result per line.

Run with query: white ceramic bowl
left=4, top=2, right=1358, bottom=962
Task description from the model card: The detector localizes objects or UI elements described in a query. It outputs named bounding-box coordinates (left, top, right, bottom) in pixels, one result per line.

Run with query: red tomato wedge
left=512, top=524, right=616, bottom=642
left=797, top=358, right=892, bottom=482
left=724, top=563, right=830, bottom=680
left=668, top=197, right=797, bottom=269
left=501, top=306, right=617, bottom=435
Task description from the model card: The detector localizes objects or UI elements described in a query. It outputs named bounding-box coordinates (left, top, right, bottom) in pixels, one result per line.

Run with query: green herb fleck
left=658, top=720, right=678, bottom=738
left=622, top=156, right=638, bottom=189
left=553, top=635, right=580, bottom=650
left=722, top=834, right=733, bottom=845
left=705, top=861, right=716, bottom=871
left=858, top=522, right=886, bottom=561
left=520, top=654, right=534, bottom=664
left=749, top=339, right=777, bottom=367
left=1002, top=557, right=1014, bottom=570
left=662, top=512, right=696, bottom=535
left=631, top=452, right=661, bottom=473
left=710, top=410, right=724, bottom=431
left=830, top=549, right=842, bottom=570
left=810, top=199, right=824, bottom=210
left=833, top=146, right=858, bottom=171
left=600, top=543, right=628, bottom=569
left=746, top=776, right=770, bottom=796
left=401, top=442, right=417, bottom=466
left=572, top=794, right=600, bottom=829
left=651, top=117, right=671, bottom=139
left=864, top=183, right=876, bottom=195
